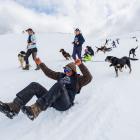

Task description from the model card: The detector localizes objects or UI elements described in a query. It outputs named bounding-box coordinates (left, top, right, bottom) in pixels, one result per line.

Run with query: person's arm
left=75, top=60, right=92, bottom=87
left=78, top=34, right=85, bottom=46
left=35, top=58, right=61, bottom=80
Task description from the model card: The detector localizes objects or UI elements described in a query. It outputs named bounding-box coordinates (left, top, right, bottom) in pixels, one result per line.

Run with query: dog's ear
left=20, top=51, right=26, bottom=54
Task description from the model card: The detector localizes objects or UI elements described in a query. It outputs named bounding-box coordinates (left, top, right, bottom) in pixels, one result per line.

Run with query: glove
left=75, top=59, right=82, bottom=66
left=35, top=58, right=42, bottom=65
left=59, top=76, right=71, bottom=85
left=76, top=42, right=79, bottom=45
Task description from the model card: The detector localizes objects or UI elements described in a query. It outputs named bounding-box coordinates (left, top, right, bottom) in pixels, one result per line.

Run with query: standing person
left=23, top=28, right=40, bottom=70
left=105, top=39, right=109, bottom=46
left=0, top=59, right=92, bottom=120
left=72, top=28, right=85, bottom=61
left=112, top=40, right=117, bottom=48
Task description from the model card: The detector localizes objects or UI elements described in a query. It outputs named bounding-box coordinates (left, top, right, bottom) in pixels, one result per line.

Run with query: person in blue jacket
left=72, top=28, right=85, bottom=60
left=23, top=28, right=40, bottom=70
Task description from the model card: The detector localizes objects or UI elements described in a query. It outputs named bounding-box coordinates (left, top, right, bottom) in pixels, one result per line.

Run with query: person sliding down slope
left=0, top=59, right=92, bottom=120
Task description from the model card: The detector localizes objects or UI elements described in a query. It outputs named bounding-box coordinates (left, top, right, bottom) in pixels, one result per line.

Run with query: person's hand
left=76, top=42, right=79, bottom=45
left=75, top=59, right=82, bottom=66
left=35, top=58, right=42, bottom=65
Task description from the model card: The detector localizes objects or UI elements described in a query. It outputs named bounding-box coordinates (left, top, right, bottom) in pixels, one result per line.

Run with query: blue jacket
left=73, top=34, right=85, bottom=47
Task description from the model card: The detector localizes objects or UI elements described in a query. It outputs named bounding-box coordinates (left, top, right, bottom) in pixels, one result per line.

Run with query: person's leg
left=32, top=48, right=37, bottom=60
left=0, top=82, right=48, bottom=119
left=36, top=82, right=68, bottom=110
left=25, top=49, right=32, bottom=65
left=22, top=82, right=72, bottom=120
left=15, top=82, right=48, bottom=106
left=77, top=46, right=82, bottom=60
left=23, top=49, right=32, bottom=70
left=32, top=48, right=40, bottom=70
left=72, top=47, right=77, bottom=60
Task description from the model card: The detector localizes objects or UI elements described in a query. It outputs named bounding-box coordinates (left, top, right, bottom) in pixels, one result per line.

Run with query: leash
left=91, top=60, right=105, bottom=62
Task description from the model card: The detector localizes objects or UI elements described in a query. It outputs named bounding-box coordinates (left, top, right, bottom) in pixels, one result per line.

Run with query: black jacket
left=58, top=73, right=78, bottom=103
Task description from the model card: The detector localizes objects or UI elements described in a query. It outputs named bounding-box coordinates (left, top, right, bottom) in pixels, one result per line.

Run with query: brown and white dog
left=60, top=49, right=71, bottom=60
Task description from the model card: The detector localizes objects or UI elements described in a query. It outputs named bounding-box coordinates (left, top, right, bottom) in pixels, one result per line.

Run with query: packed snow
left=0, top=32, right=140, bottom=140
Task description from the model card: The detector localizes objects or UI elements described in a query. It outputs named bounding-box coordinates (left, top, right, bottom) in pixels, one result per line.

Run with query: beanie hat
left=26, top=28, right=33, bottom=32
left=75, top=28, right=80, bottom=32
left=65, top=62, right=76, bottom=72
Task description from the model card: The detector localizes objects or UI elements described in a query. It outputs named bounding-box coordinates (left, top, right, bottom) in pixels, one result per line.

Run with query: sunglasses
left=64, top=67, right=72, bottom=73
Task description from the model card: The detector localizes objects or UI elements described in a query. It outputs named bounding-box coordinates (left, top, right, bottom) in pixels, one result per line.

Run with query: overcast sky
left=0, top=0, right=140, bottom=37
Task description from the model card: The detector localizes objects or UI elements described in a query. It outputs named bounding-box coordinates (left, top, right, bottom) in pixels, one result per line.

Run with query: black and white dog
left=18, top=51, right=26, bottom=68
left=105, top=56, right=138, bottom=77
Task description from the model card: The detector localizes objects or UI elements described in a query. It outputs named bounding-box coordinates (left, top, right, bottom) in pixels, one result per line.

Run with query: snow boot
left=21, top=103, right=42, bottom=121
left=35, top=65, right=40, bottom=70
left=0, top=101, right=20, bottom=119
left=23, top=64, right=29, bottom=70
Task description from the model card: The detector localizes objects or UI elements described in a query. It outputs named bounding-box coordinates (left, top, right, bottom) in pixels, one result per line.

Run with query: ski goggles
left=63, top=67, right=72, bottom=73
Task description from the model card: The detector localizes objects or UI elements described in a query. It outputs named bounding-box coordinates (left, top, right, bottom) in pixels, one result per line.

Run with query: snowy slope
left=0, top=32, right=140, bottom=140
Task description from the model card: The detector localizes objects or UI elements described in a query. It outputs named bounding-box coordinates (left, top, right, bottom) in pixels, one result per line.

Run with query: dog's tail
left=129, top=57, right=139, bottom=61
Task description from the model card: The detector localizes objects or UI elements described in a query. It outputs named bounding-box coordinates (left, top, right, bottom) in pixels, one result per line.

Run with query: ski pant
left=25, top=48, right=37, bottom=65
left=14, top=82, right=72, bottom=111
left=72, top=46, right=82, bottom=60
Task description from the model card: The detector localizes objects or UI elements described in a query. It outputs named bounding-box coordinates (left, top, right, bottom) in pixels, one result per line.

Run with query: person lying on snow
left=83, top=46, right=94, bottom=62
left=0, top=59, right=92, bottom=120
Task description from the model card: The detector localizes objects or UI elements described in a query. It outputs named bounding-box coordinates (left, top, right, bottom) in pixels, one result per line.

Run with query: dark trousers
left=15, top=82, right=72, bottom=111
left=72, top=46, right=82, bottom=60
left=25, top=48, right=37, bottom=65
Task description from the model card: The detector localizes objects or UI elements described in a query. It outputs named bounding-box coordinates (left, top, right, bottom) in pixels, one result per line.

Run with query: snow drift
left=0, top=32, right=140, bottom=140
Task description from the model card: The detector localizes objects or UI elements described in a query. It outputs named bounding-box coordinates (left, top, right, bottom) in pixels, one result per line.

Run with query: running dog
left=60, top=49, right=71, bottom=60
left=18, top=51, right=26, bottom=68
left=105, top=56, right=138, bottom=77
left=129, top=46, right=138, bottom=58
left=96, top=46, right=112, bottom=53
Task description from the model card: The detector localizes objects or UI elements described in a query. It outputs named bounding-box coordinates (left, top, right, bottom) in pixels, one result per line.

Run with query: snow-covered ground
left=0, top=32, right=140, bottom=140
